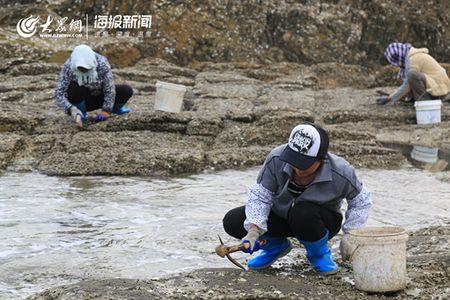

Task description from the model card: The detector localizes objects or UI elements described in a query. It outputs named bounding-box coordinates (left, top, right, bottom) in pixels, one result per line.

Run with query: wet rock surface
left=3, top=0, right=446, bottom=66
left=30, top=223, right=450, bottom=300
left=1, top=1, right=449, bottom=176
left=1, top=57, right=449, bottom=176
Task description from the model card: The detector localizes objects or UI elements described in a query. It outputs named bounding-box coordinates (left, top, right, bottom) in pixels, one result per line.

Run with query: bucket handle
left=348, top=245, right=360, bottom=262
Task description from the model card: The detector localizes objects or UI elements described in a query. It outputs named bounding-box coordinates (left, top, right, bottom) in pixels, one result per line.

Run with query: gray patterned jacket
left=244, top=145, right=372, bottom=234
left=54, top=53, right=116, bottom=113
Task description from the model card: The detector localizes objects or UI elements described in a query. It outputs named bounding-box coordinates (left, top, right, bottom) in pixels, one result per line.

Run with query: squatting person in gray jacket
left=222, top=123, right=372, bottom=275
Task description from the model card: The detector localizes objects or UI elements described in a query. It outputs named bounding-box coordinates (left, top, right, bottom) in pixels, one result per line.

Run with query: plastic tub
left=414, top=100, right=442, bottom=125
left=348, top=227, right=408, bottom=292
left=154, top=81, right=187, bottom=113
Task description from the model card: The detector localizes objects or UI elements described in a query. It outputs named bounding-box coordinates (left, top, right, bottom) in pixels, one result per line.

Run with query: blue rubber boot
left=247, top=235, right=292, bottom=270
left=112, top=105, right=131, bottom=115
left=298, top=229, right=339, bottom=275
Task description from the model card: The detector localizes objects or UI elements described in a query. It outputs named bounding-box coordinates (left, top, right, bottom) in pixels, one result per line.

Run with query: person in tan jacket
left=377, top=42, right=450, bottom=105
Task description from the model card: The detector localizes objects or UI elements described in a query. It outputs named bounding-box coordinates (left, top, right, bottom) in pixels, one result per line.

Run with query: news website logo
left=16, top=14, right=152, bottom=40
left=16, top=15, right=84, bottom=38
left=16, top=15, right=40, bottom=38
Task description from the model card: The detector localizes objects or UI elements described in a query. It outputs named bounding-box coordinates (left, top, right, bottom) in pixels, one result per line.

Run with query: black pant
left=67, top=81, right=133, bottom=112
left=223, top=202, right=342, bottom=242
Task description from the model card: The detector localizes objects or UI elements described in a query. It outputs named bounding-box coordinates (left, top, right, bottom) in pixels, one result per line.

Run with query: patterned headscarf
left=70, top=44, right=98, bottom=86
left=384, top=42, right=412, bottom=80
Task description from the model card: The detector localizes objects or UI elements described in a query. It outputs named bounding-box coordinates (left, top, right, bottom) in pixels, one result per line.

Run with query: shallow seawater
left=0, top=168, right=449, bottom=299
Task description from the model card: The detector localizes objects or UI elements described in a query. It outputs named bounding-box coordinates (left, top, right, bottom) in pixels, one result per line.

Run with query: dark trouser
left=67, top=81, right=133, bottom=112
left=222, top=202, right=343, bottom=242
left=408, top=70, right=439, bottom=101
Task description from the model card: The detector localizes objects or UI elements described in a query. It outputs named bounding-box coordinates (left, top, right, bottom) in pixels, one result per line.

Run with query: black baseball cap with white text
left=279, top=123, right=329, bottom=170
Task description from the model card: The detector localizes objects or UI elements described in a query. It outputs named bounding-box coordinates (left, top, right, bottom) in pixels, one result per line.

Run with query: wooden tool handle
left=216, top=239, right=266, bottom=257
left=227, top=243, right=249, bottom=254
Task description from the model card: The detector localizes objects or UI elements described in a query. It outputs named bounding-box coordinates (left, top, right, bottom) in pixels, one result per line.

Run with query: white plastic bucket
left=414, top=100, right=442, bottom=125
left=154, top=81, right=187, bottom=113
left=410, top=145, right=438, bottom=164
left=348, top=227, right=408, bottom=292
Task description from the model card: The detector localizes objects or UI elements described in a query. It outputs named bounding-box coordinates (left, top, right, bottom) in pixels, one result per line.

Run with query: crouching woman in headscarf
left=54, top=44, right=133, bottom=127
left=377, top=42, right=450, bottom=105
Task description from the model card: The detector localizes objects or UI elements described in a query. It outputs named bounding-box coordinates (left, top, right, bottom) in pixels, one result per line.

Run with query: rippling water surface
left=0, top=168, right=449, bottom=299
